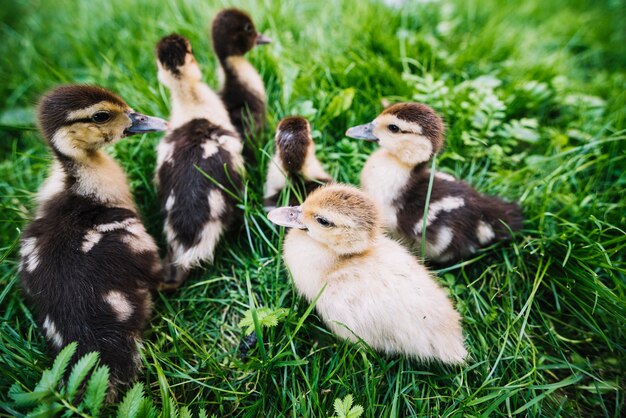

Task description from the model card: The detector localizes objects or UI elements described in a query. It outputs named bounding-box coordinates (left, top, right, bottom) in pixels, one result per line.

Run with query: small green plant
left=331, top=394, right=364, bottom=418
left=238, top=307, right=289, bottom=335
left=8, top=342, right=209, bottom=418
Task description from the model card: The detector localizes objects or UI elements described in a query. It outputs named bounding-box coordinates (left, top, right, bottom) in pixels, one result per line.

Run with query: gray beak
left=268, top=206, right=307, bottom=229
left=256, top=33, right=272, bottom=45
left=345, top=122, right=378, bottom=142
left=124, top=112, right=169, bottom=136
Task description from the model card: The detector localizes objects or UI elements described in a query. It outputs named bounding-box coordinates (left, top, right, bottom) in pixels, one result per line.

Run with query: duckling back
left=156, top=34, right=244, bottom=287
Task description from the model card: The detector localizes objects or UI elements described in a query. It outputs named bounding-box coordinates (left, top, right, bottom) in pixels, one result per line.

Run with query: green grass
left=1, top=0, right=625, bottom=416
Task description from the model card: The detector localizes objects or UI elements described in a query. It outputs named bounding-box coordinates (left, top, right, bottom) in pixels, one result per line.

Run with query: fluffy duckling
left=156, top=34, right=244, bottom=287
left=264, top=116, right=332, bottom=211
left=268, top=184, right=467, bottom=364
left=346, top=103, right=523, bottom=264
left=20, top=85, right=168, bottom=395
left=212, top=8, right=271, bottom=161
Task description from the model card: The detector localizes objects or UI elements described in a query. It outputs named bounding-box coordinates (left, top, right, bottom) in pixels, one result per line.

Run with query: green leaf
left=116, top=382, right=145, bottom=418
left=34, top=342, right=77, bottom=394
left=178, top=406, right=192, bottom=418
left=65, top=351, right=100, bottom=399
left=9, top=385, right=52, bottom=407
left=327, top=88, right=355, bottom=118
left=136, top=397, right=159, bottom=418
left=26, top=401, right=64, bottom=418
left=238, top=307, right=289, bottom=335
left=332, top=394, right=363, bottom=418
left=83, top=365, right=110, bottom=416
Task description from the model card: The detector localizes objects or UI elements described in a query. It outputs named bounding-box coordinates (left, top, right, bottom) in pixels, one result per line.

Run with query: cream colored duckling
left=346, top=102, right=523, bottom=264
left=268, top=184, right=467, bottom=364
left=263, top=116, right=332, bottom=211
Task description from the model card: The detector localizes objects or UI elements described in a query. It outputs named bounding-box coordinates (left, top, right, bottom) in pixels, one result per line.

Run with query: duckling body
left=156, top=34, right=244, bottom=287
left=20, top=85, right=168, bottom=394
left=269, top=184, right=466, bottom=364
left=212, top=8, right=271, bottom=162
left=264, top=116, right=331, bottom=210
left=347, top=103, right=523, bottom=263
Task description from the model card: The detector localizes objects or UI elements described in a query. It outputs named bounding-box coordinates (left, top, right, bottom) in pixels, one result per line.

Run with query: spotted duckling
left=263, top=116, right=332, bottom=211
left=156, top=34, right=244, bottom=287
left=346, top=103, right=523, bottom=264
left=20, top=85, right=168, bottom=396
left=212, top=8, right=271, bottom=161
left=268, top=184, right=467, bottom=364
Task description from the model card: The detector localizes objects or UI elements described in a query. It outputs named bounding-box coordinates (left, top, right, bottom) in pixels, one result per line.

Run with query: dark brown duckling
left=20, top=85, right=168, bottom=398
left=346, top=102, right=523, bottom=264
left=264, top=116, right=332, bottom=211
left=212, top=8, right=271, bottom=162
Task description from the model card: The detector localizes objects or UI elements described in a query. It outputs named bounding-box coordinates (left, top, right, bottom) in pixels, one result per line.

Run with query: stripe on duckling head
left=382, top=103, right=445, bottom=153
left=38, top=85, right=127, bottom=141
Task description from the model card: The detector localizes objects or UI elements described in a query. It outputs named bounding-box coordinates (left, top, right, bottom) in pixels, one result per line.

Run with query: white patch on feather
left=73, top=151, right=134, bottom=209
left=156, top=140, right=175, bottom=169
left=20, top=237, right=40, bottom=273
left=165, top=192, right=175, bottom=211
left=43, top=316, right=63, bottom=347
left=202, top=141, right=219, bottom=159
left=104, top=290, right=133, bottom=321
left=435, top=171, right=456, bottom=182
left=414, top=196, right=465, bottom=234
left=81, top=230, right=103, bottom=253
left=168, top=82, right=234, bottom=131
left=476, top=220, right=495, bottom=244
left=208, top=189, right=225, bottom=218
left=165, top=218, right=224, bottom=270
left=121, top=222, right=159, bottom=254
left=424, top=226, right=454, bottom=258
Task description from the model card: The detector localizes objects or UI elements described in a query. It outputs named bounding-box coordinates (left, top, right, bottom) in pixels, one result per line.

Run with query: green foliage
left=238, top=307, right=289, bottom=335
left=1, top=0, right=625, bottom=416
left=331, top=394, right=364, bottom=418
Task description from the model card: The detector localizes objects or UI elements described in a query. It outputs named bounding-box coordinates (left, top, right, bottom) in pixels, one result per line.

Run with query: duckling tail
left=485, top=198, right=524, bottom=238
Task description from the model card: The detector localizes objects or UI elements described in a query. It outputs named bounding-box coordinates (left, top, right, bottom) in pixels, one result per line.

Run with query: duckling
left=346, top=102, right=523, bottom=264
left=156, top=34, right=244, bottom=287
left=20, top=85, right=168, bottom=396
left=264, top=116, right=332, bottom=211
left=212, top=8, right=271, bottom=161
left=268, top=184, right=467, bottom=364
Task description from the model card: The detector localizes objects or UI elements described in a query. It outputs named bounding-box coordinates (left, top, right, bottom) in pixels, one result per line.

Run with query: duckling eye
left=315, top=216, right=333, bottom=228
left=388, top=124, right=400, bottom=133
left=92, top=111, right=111, bottom=123
left=244, top=23, right=253, bottom=33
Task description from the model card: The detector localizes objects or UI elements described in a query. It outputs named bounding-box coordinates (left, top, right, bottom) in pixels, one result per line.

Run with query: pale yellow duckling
left=268, top=184, right=467, bottom=364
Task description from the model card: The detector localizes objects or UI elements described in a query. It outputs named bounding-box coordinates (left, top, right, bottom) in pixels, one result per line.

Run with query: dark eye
left=92, top=111, right=111, bottom=123
left=244, top=23, right=253, bottom=33
left=388, top=124, right=400, bottom=133
left=315, top=216, right=333, bottom=228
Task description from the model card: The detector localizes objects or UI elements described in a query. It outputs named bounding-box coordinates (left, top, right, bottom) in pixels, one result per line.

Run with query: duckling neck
left=218, top=54, right=265, bottom=100
left=47, top=150, right=135, bottom=210
left=168, top=79, right=234, bottom=131
left=361, top=149, right=428, bottom=229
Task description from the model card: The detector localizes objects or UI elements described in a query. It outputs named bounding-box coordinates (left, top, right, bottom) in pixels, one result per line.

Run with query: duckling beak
left=345, top=122, right=378, bottom=142
left=268, top=206, right=307, bottom=229
left=124, top=112, right=169, bottom=136
left=256, top=33, right=272, bottom=45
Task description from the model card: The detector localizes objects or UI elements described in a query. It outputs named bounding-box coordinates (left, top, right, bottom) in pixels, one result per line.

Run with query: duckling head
left=275, top=116, right=313, bottom=174
left=38, top=85, right=168, bottom=161
left=345, top=102, right=444, bottom=166
left=156, top=33, right=202, bottom=88
left=211, top=8, right=271, bottom=61
left=269, top=184, right=381, bottom=256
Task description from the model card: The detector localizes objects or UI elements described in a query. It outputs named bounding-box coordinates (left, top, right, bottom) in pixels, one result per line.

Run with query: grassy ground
left=1, top=0, right=625, bottom=416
